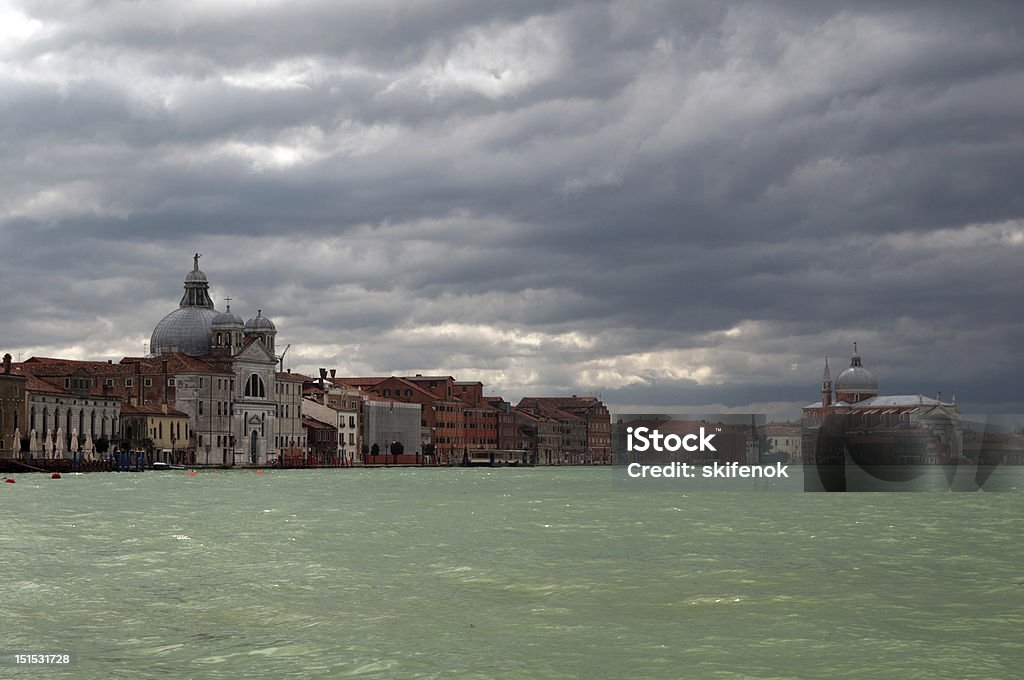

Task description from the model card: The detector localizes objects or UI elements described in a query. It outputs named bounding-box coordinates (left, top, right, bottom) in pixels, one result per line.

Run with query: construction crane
left=276, top=344, right=291, bottom=372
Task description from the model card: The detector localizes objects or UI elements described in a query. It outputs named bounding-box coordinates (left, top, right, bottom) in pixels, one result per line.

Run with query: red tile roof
left=120, top=403, right=189, bottom=417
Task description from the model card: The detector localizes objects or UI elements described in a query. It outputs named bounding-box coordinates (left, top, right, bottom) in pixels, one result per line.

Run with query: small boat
left=151, top=462, right=186, bottom=471
left=463, top=450, right=533, bottom=467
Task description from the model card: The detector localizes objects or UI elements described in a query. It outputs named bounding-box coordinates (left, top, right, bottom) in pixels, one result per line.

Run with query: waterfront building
left=456, top=382, right=500, bottom=451
left=515, top=408, right=560, bottom=464
left=516, top=396, right=612, bottom=463
left=308, top=374, right=364, bottom=464
left=332, top=375, right=463, bottom=463
left=764, top=421, right=803, bottom=463
left=13, top=361, right=122, bottom=456
left=119, top=354, right=233, bottom=465
left=302, top=414, right=338, bottom=465
left=302, top=393, right=348, bottom=463
left=119, top=403, right=190, bottom=461
left=484, top=397, right=519, bottom=451
left=0, top=353, right=27, bottom=454
left=362, top=398, right=422, bottom=463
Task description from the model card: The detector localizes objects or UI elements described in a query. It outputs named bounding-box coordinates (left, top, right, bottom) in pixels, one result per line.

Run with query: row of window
left=148, top=421, right=187, bottom=442
left=381, top=388, right=415, bottom=398
left=31, top=406, right=115, bottom=439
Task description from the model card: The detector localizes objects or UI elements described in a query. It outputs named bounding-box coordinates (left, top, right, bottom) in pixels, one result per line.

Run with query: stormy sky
left=2, top=0, right=1023, bottom=419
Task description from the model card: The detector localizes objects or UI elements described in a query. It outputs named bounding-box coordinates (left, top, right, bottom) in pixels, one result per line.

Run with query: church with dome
left=147, top=254, right=304, bottom=466
left=802, top=344, right=961, bottom=467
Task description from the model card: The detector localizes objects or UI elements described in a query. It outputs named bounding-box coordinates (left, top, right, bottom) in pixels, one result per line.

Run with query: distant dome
left=245, top=309, right=276, bottom=333
left=835, top=345, right=878, bottom=401
left=151, top=307, right=220, bottom=356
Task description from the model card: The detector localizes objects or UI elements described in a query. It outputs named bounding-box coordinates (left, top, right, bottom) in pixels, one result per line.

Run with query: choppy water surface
left=3, top=468, right=1022, bottom=679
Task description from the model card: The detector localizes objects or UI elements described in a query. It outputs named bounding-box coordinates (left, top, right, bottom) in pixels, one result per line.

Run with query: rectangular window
left=144, top=378, right=152, bottom=387
left=105, top=378, right=114, bottom=386
left=126, top=379, right=134, bottom=387
left=167, top=378, right=176, bottom=387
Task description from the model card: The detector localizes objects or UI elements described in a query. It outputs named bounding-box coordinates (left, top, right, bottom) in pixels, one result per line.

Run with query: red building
left=516, top=396, right=612, bottom=463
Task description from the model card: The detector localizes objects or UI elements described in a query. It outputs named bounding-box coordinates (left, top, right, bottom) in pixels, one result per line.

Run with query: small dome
left=212, top=305, right=244, bottom=328
left=151, top=307, right=220, bottom=356
left=185, top=268, right=209, bottom=283
left=245, top=309, right=276, bottom=333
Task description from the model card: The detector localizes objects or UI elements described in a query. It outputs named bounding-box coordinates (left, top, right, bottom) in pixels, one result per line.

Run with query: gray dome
left=185, top=269, right=209, bottom=283
left=245, top=310, right=276, bottom=333
left=151, top=307, right=220, bottom=356
left=834, top=345, right=877, bottom=400
left=212, top=306, right=244, bottom=328
left=835, top=366, right=878, bottom=393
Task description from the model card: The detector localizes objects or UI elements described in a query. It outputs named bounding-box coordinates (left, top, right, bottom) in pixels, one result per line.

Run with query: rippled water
left=3, top=468, right=1022, bottom=679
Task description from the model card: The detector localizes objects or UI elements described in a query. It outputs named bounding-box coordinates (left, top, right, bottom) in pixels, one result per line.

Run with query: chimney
left=330, top=369, right=336, bottom=380
left=107, top=359, right=112, bottom=364
left=2, top=353, right=10, bottom=374
left=320, top=368, right=327, bottom=380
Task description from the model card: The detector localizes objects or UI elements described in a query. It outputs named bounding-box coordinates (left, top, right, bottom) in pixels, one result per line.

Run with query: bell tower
left=821, top=357, right=832, bottom=408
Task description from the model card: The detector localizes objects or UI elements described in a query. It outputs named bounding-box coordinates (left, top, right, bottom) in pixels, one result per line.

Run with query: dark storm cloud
left=2, top=0, right=1024, bottom=417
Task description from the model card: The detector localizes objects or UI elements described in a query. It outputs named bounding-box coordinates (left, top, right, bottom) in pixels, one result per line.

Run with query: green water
left=3, top=468, right=1022, bottom=679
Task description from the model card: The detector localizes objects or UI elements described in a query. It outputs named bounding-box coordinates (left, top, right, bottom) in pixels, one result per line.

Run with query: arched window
left=245, top=374, right=266, bottom=398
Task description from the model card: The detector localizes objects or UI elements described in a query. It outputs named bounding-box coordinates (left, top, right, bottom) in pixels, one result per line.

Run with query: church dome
left=245, top=310, right=276, bottom=333
left=834, top=344, right=878, bottom=401
left=150, top=254, right=219, bottom=357
left=212, top=305, right=244, bottom=328
left=185, top=268, right=209, bottom=284
left=151, top=307, right=220, bottom=356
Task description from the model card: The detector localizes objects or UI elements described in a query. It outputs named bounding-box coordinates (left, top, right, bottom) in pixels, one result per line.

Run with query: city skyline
left=2, top=2, right=1023, bottom=420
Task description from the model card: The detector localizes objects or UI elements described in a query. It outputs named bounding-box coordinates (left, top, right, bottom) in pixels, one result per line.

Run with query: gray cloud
left=2, top=0, right=1024, bottom=418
